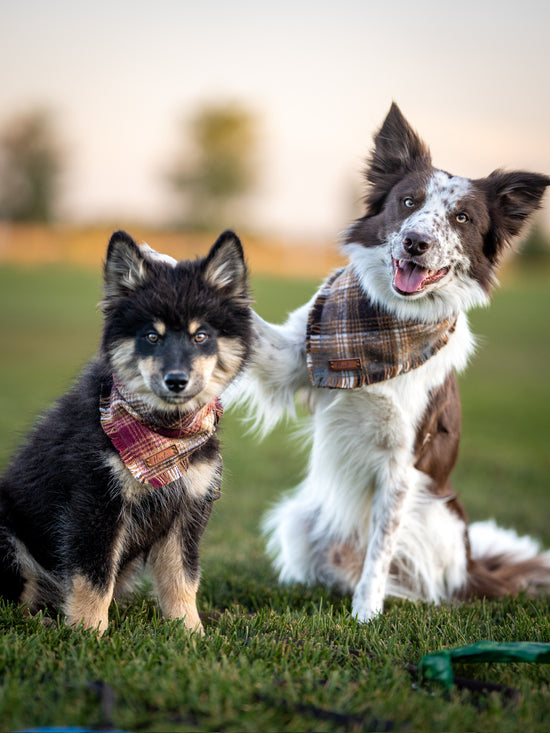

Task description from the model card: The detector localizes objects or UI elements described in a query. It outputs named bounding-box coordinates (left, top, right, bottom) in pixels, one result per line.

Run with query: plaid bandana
left=100, top=377, right=223, bottom=488
left=306, top=266, right=457, bottom=389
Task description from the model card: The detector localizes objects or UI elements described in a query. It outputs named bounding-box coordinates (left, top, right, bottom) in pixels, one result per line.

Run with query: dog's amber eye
left=145, top=332, right=159, bottom=344
left=194, top=332, right=208, bottom=344
left=403, top=197, right=415, bottom=208
left=456, top=212, right=469, bottom=223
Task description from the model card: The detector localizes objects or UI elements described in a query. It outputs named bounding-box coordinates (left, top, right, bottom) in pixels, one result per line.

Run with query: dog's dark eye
left=145, top=332, right=160, bottom=344
left=194, top=332, right=208, bottom=344
left=456, top=212, right=469, bottom=223
left=403, top=197, right=415, bottom=208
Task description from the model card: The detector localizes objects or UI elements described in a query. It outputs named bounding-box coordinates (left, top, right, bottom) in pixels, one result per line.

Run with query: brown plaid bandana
left=100, top=377, right=223, bottom=488
left=306, top=266, right=457, bottom=389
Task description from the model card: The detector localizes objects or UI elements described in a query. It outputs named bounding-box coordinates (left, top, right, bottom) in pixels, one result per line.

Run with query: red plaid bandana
left=100, top=378, right=223, bottom=488
left=306, top=266, right=457, bottom=389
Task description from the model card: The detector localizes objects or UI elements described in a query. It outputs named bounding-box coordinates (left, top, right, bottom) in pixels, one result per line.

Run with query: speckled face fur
left=345, top=104, right=550, bottom=321
left=388, top=171, right=476, bottom=294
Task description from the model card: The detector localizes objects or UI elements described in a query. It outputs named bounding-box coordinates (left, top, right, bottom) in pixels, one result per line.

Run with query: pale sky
left=2, top=0, right=550, bottom=239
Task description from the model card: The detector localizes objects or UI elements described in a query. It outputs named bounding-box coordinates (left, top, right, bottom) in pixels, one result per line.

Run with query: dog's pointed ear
left=102, top=230, right=149, bottom=308
left=202, top=230, right=250, bottom=301
left=480, top=170, right=550, bottom=261
left=364, top=103, right=432, bottom=215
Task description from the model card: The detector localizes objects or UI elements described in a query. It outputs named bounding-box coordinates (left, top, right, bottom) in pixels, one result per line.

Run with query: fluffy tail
left=465, top=520, right=550, bottom=598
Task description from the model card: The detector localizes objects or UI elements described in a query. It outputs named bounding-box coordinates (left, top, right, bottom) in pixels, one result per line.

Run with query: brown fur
left=414, top=375, right=550, bottom=599
left=461, top=555, right=550, bottom=600
left=65, top=574, right=113, bottom=633
left=149, top=525, right=203, bottom=634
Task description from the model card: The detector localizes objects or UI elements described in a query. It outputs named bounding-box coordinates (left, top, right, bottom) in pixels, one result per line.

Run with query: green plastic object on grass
left=418, top=641, right=550, bottom=691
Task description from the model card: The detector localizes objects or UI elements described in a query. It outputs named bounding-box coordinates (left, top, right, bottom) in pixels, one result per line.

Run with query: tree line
left=1, top=106, right=548, bottom=257
left=0, top=103, right=258, bottom=231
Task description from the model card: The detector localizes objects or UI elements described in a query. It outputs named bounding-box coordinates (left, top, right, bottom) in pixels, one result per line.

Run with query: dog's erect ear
left=364, top=103, right=432, bottom=215
left=202, top=230, right=249, bottom=301
left=102, top=230, right=149, bottom=307
left=480, top=170, right=550, bottom=261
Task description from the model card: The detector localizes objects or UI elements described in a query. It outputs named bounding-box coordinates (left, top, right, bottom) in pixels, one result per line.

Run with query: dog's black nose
left=402, top=231, right=432, bottom=256
left=164, top=372, right=189, bottom=393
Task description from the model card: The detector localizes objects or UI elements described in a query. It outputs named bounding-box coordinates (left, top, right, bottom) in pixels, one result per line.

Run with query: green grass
left=0, top=262, right=549, bottom=732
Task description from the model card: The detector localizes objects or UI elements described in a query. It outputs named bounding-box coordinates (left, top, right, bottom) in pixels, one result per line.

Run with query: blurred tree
left=0, top=109, right=64, bottom=223
left=167, top=102, right=258, bottom=230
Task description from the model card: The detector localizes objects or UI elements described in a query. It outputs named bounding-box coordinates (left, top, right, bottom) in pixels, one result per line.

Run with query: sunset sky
left=2, top=0, right=549, bottom=239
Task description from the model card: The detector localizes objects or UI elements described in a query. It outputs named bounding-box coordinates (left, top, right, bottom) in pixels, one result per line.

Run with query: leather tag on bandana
left=329, top=358, right=362, bottom=371
left=144, top=444, right=179, bottom=468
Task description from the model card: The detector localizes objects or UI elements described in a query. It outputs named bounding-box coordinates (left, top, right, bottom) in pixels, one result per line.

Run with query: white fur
left=389, top=172, right=473, bottom=277
left=251, top=299, right=475, bottom=620
left=469, top=520, right=542, bottom=562
left=140, top=242, right=177, bottom=266
left=348, top=242, right=490, bottom=324
left=233, top=166, right=543, bottom=622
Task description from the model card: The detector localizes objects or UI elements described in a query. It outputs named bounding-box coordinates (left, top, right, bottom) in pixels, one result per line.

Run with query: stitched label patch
left=144, top=444, right=179, bottom=468
left=328, top=358, right=362, bottom=371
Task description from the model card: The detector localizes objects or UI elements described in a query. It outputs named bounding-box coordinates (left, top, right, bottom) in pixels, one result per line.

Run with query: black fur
left=479, top=170, right=550, bottom=261
left=0, top=230, right=252, bottom=632
left=363, top=102, right=432, bottom=217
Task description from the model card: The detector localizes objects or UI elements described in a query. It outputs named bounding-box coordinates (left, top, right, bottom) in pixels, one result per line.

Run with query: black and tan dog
left=0, top=230, right=252, bottom=633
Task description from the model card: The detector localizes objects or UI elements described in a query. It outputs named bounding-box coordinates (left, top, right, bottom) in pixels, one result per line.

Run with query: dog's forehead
left=425, top=170, right=472, bottom=208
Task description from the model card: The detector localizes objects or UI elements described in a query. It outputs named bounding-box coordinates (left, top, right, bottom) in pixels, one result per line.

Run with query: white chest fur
left=304, top=309, right=473, bottom=536
left=252, top=303, right=475, bottom=615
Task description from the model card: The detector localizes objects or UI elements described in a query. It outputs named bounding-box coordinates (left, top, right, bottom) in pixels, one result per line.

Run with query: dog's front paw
left=351, top=588, right=384, bottom=623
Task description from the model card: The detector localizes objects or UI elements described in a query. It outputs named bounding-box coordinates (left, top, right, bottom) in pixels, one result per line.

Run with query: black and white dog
left=235, top=103, right=550, bottom=622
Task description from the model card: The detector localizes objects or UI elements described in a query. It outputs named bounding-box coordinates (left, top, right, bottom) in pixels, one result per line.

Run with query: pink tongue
left=394, top=262, right=429, bottom=293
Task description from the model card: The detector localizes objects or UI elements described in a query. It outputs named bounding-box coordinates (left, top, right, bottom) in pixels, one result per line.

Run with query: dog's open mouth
left=392, top=259, right=450, bottom=295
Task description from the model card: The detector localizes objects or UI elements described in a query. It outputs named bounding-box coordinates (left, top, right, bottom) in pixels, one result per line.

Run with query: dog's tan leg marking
left=149, top=528, right=204, bottom=635
left=20, top=574, right=40, bottom=609
left=65, top=574, right=114, bottom=634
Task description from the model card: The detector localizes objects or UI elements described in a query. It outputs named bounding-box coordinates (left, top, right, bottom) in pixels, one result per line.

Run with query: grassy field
left=0, top=262, right=549, bottom=732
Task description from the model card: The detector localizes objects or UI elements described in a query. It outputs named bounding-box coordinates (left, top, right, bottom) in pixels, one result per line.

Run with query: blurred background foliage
left=166, top=102, right=259, bottom=231
left=0, top=102, right=548, bottom=264
left=0, top=108, right=65, bottom=223
left=0, top=102, right=260, bottom=234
